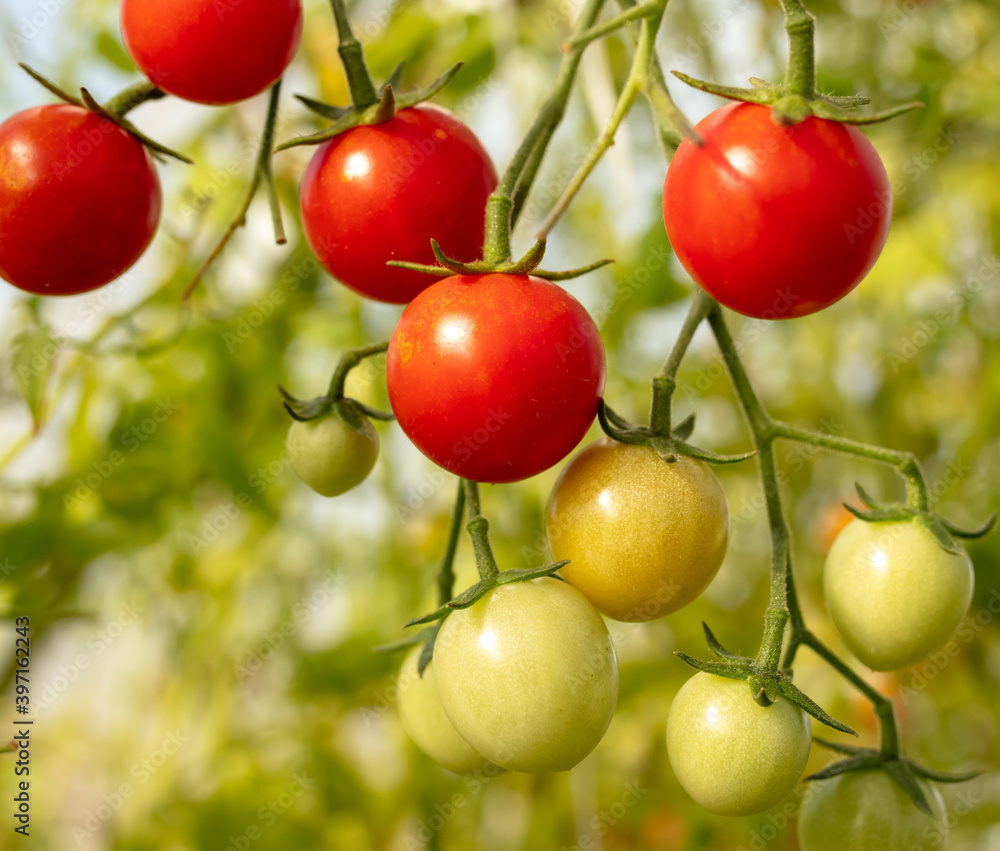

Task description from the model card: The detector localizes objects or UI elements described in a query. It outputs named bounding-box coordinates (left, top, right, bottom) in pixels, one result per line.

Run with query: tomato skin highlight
left=386, top=273, right=606, bottom=483
left=0, top=105, right=162, bottom=296
left=299, top=105, right=498, bottom=304
left=666, top=672, right=812, bottom=816
left=545, top=440, right=730, bottom=621
left=823, top=518, right=974, bottom=671
left=121, top=0, right=303, bottom=105
left=663, top=102, right=891, bottom=319
left=798, top=770, right=948, bottom=851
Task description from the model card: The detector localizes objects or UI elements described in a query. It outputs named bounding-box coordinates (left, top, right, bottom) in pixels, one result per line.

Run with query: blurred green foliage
left=1, top=0, right=999, bottom=849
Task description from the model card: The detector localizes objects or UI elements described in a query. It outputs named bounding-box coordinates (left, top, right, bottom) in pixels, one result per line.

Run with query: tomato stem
left=438, top=482, right=466, bottom=605
left=778, top=0, right=818, bottom=100
left=326, top=342, right=390, bottom=400
left=650, top=289, right=714, bottom=436
left=184, top=82, right=287, bottom=298
left=463, top=480, right=501, bottom=581
left=536, top=0, right=665, bottom=240
left=483, top=0, right=607, bottom=264
left=328, top=0, right=380, bottom=110
left=103, top=81, right=164, bottom=117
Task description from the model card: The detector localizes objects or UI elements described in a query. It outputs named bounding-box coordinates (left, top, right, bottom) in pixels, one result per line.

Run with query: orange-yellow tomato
left=545, top=439, right=730, bottom=621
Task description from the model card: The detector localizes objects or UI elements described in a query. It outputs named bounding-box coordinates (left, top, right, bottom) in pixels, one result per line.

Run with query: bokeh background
left=1, top=0, right=999, bottom=848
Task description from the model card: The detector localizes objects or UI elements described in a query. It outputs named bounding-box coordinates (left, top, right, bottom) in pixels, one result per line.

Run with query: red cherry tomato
left=663, top=102, right=891, bottom=319
left=299, top=105, right=498, bottom=304
left=387, top=274, right=606, bottom=483
left=120, top=0, right=303, bottom=105
left=0, top=105, right=162, bottom=296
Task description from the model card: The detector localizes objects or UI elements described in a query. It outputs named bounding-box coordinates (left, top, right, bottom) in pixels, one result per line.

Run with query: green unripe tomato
left=286, top=403, right=379, bottom=497
left=433, top=577, right=618, bottom=774
left=396, top=646, right=487, bottom=775
left=798, top=769, right=948, bottom=850
left=545, top=439, right=730, bottom=621
left=824, top=519, right=974, bottom=670
left=666, top=672, right=811, bottom=816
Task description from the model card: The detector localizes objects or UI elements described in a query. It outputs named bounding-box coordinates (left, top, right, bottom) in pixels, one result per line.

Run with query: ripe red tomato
left=120, top=0, right=303, bottom=105
left=663, top=102, right=891, bottom=319
left=299, top=105, right=498, bottom=304
left=386, top=274, right=606, bottom=483
left=0, top=105, right=161, bottom=296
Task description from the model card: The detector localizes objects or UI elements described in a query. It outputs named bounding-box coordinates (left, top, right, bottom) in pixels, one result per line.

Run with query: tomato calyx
left=279, top=342, right=394, bottom=425
left=845, top=482, right=996, bottom=556
left=808, top=738, right=981, bottom=816
left=18, top=63, right=192, bottom=163
left=388, top=237, right=614, bottom=283
left=598, top=400, right=755, bottom=466
left=675, top=622, right=856, bottom=735
left=277, top=63, right=465, bottom=151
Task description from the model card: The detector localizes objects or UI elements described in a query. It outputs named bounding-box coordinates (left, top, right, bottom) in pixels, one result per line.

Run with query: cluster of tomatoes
left=0, top=0, right=977, bottom=847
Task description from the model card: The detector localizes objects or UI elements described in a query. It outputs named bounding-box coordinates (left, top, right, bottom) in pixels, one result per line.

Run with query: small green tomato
left=824, top=519, right=974, bottom=670
left=396, top=645, right=487, bottom=775
left=798, top=769, right=948, bottom=851
left=286, top=403, right=378, bottom=497
left=666, top=672, right=811, bottom=816
left=432, top=577, right=618, bottom=774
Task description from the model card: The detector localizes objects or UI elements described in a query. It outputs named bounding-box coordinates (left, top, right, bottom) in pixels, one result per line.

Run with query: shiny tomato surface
left=0, top=105, right=161, bottom=296
left=121, top=0, right=303, bottom=105
left=387, top=274, right=606, bottom=482
left=300, top=105, right=497, bottom=304
left=663, top=102, right=891, bottom=319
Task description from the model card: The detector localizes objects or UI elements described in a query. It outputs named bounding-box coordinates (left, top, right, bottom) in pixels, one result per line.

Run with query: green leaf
left=12, top=325, right=57, bottom=428
left=95, top=32, right=135, bottom=72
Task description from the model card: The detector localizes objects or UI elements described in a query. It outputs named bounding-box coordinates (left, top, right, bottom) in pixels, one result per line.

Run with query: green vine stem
left=778, top=0, right=818, bottom=99
left=481, top=0, right=607, bottom=264
left=329, top=0, right=380, bottom=109
left=463, top=479, right=500, bottom=581
left=700, top=299, right=912, bottom=756
left=183, top=81, right=287, bottom=299
left=437, top=482, right=466, bottom=606
left=326, top=341, right=389, bottom=399
left=536, top=0, right=666, bottom=240
left=103, top=81, right=165, bottom=117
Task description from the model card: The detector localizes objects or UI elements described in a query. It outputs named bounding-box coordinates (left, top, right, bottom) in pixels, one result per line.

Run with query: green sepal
left=404, top=562, right=568, bottom=627
left=673, top=651, right=751, bottom=680
left=885, top=759, right=933, bottom=816
left=382, top=62, right=405, bottom=97
left=908, top=764, right=983, bottom=784
left=278, top=63, right=463, bottom=151
left=940, top=512, right=997, bottom=541
left=532, top=258, right=615, bottom=281
left=914, top=513, right=964, bottom=556
left=776, top=677, right=856, bottom=736
left=702, top=622, right=743, bottom=661
left=294, top=94, right=351, bottom=121
left=385, top=260, right=450, bottom=277
left=672, top=413, right=697, bottom=442
left=372, top=629, right=431, bottom=655
left=19, top=62, right=83, bottom=105
left=80, top=88, right=192, bottom=163
left=670, top=69, right=922, bottom=127
left=805, top=754, right=883, bottom=781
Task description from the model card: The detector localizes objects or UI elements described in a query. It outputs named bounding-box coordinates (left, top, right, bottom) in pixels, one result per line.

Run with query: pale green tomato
left=286, top=408, right=378, bottom=497
left=433, top=577, right=618, bottom=774
left=824, top=519, right=974, bottom=670
left=396, top=646, right=487, bottom=775
left=666, top=672, right=811, bottom=816
left=545, top=439, right=729, bottom=621
left=798, top=769, right=947, bottom=851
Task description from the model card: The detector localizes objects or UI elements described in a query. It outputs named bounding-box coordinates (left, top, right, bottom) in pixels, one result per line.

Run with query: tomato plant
left=299, top=105, right=498, bottom=304
left=396, top=645, right=487, bottom=775
left=545, top=439, right=729, bottom=621
left=0, top=104, right=161, bottom=296
left=120, top=0, right=303, bottom=105
left=824, top=518, right=974, bottom=670
left=386, top=273, right=606, bottom=482
left=432, top=577, right=618, bottom=774
left=798, top=769, right=948, bottom=850
left=286, top=405, right=379, bottom=497
left=666, top=672, right=812, bottom=816
left=663, top=102, right=891, bottom=319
